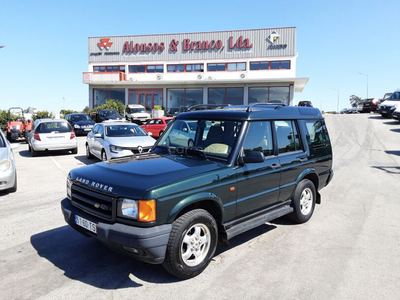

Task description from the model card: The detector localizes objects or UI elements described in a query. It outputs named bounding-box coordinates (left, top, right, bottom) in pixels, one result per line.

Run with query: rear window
left=37, top=122, right=72, bottom=133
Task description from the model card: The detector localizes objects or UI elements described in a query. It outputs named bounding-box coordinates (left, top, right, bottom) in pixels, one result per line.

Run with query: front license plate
left=75, top=215, right=97, bottom=234
left=84, top=128, right=91, bottom=131
left=382, top=110, right=387, bottom=113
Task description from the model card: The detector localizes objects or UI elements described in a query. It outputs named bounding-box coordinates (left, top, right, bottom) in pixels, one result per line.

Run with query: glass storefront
left=167, top=88, right=203, bottom=110
left=93, top=89, right=125, bottom=107
left=128, top=88, right=163, bottom=110
left=248, top=87, right=290, bottom=105
left=208, top=88, right=244, bottom=105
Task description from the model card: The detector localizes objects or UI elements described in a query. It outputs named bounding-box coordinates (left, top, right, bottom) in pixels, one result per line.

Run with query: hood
left=105, top=136, right=155, bottom=148
left=70, top=154, right=221, bottom=199
left=104, top=116, right=124, bottom=120
left=380, top=100, right=400, bottom=107
left=72, top=120, right=95, bottom=126
left=130, top=112, right=150, bottom=117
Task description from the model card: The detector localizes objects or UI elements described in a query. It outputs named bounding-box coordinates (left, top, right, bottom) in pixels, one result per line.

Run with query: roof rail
left=187, top=104, right=229, bottom=111
left=246, top=103, right=285, bottom=112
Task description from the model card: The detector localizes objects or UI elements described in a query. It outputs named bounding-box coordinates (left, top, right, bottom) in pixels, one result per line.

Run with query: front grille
left=128, top=146, right=152, bottom=154
left=71, top=184, right=116, bottom=221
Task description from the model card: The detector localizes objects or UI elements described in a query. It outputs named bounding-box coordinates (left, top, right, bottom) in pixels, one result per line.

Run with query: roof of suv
left=177, top=105, right=323, bottom=121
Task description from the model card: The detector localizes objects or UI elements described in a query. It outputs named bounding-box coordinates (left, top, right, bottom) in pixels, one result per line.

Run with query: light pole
left=358, top=72, right=369, bottom=100
left=332, top=89, right=339, bottom=113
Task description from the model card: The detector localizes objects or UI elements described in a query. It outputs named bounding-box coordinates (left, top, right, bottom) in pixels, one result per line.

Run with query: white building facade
left=84, top=27, right=308, bottom=112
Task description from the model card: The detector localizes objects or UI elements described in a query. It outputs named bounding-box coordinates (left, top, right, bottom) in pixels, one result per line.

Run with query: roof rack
left=246, top=103, right=285, bottom=112
left=187, top=104, right=230, bottom=111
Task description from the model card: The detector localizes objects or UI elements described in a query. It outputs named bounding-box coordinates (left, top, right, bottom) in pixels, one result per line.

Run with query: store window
left=167, top=88, right=203, bottom=111
left=209, top=88, right=244, bottom=105
left=250, top=61, right=290, bottom=70
left=207, top=62, right=246, bottom=72
left=249, top=87, right=290, bottom=105
left=128, top=88, right=163, bottom=111
left=93, top=89, right=125, bottom=107
left=94, top=66, right=125, bottom=73
left=129, top=65, right=163, bottom=73
left=167, top=64, right=204, bottom=72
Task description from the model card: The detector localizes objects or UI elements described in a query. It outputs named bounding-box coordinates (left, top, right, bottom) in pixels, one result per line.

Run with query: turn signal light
left=33, top=131, right=41, bottom=141
left=138, top=200, right=156, bottom=222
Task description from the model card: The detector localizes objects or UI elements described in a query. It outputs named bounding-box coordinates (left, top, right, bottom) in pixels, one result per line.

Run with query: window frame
left=166, top=63, right=204, bottom=73
left=207, top=62, right=247, bottom=72
left=208, top=87, right=244, bottom=105
left=249, top=60, right=291, bottom=71
left=273, top=120, right=303, bottom=154
left=128, top=64, right=164, bottom=73
left=93, top=65, right=125, bottom=73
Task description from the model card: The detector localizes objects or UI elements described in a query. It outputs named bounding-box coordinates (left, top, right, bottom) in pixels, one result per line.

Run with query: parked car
left=65, top=113, right=95, bottom=135
left=298, top=100, right=313, bottom=107
left=125, top=104, right=151, bottom=124
left=391, top=106, right=400, bottom=122
left=26, top=119, right=77, bottom=157
left=62, top=104, right=333, bottom=279
left=0, top=130, right=17, bottom=193
left=166, top=120, right=198, bottom=147
left=379, top=89, right=400, bottom=117
left=340, top=108, right=349, bottom=114
left=141, top=117, right=173, bottom=138
left=357, top=98, right=380, bottom=113
left=86, top=121, right=155, bottom=161
left=91, top=109, right=124, bottom=123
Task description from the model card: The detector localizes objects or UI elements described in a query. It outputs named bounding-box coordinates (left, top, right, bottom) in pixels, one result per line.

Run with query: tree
left=60, top=109, right=78, bottom=118
left=349, top=95, right=362, bottom=107
left=34, top=110, right=54, bottom=120
left=94, top=99, right=125, bottom=115
left=82, top=106, right=90, bottom=114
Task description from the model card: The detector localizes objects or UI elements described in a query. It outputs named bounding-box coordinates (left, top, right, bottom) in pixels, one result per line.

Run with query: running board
left=223, top=201, right=293, bottom=240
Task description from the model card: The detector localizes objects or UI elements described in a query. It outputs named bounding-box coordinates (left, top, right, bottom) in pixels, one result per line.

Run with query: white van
left=125, top=104, right=151, bottom=124
left=379, top=88, right=400, bottom=117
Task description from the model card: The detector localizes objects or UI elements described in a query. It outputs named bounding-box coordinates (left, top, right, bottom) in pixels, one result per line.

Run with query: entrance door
left=139, top=93, right=153, bottom=111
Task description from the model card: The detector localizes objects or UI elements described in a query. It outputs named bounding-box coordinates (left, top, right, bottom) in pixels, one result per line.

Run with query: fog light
left=122, top=246, right=139, bottom=254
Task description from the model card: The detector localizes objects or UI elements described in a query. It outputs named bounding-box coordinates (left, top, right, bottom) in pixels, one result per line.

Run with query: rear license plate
left=75, top=215, right=97, bottom=234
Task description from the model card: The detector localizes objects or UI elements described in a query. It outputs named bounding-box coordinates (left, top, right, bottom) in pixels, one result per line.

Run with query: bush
left=94, top=99, right=125, bottom=115
left=34, top=111, right=54, bottom=120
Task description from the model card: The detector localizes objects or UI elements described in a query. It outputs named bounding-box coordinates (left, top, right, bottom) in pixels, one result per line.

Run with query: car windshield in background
left=157, top=119, right=243, bottom=159
left=131, top=108, right=146, bottom=113
left=105, top=125, right=148, bottom=137
left=388, top=92, right=400, bottom=101
left=38, top=122, right=71, bottom=133
left=71, top=115, right=91, bottom=122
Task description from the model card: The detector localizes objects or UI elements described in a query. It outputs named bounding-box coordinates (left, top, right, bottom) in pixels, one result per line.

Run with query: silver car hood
left=105, top=136, right=155, bottom=147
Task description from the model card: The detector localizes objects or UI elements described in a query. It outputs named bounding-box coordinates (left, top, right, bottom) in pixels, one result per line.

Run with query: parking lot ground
left=1, top=113, right=400, bottom=300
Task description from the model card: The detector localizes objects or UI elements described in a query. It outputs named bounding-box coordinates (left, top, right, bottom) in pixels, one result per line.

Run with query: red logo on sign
left=98, top=38, right=113, bottom=50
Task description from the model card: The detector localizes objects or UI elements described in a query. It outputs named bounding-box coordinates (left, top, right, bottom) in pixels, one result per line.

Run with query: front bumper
left=32, top=140, right=78, bottom=152
left=392, top=111, right=400, bottom=120
left=61, top=198, right=171, bottom=264
left=0, top=168, right=16, bottom=191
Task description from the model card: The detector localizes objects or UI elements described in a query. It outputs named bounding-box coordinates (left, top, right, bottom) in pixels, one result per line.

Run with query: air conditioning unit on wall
left=240, top=73, right=246, bottom=79
left=197, top=74, right=203, bottom=80
left=156, top=75, right=163, bottom=80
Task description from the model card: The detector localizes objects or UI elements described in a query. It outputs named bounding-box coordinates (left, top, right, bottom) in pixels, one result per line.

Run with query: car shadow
left=18, top=150, right=76, bottom=158
left=368, top=115, right=384, bottom=120
left=74, top=155, right=98, bottom=165
left=30, top=226, right=179, bottom=288
left=390, top=128, right=400, bottom=133
left=383, top=121, right=399, bottom=125
left=371, top=165, right=400, bottom=175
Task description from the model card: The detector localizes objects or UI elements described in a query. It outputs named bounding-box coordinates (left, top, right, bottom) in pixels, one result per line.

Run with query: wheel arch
left=295, top=168, right=321, bottom=204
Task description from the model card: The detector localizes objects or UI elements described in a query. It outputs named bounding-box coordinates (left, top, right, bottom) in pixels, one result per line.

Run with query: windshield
left=71, top=114, right=91, bottom=122
left=105, top=124, right=148, bottom=137
left=388, top=92, right=400, bottom=101
left=157, top=119, right=243, bottom=160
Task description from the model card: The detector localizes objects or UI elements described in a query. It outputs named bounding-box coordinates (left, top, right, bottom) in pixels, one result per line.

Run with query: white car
left=0, top=130, right=18, bottom=193
left=125, top=104, right=151, bottom=124
left=86, top=122, right=155, bottom=161
left=27, top=119, right=78, bottom=157
left=379, top=88, right=400, bottom=117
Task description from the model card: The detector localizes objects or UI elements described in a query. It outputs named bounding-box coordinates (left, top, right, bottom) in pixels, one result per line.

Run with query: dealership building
left=84, top=27, right=308, bottom=112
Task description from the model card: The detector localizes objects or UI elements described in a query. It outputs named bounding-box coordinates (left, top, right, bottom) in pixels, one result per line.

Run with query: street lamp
left=358, top=72, right=369, bottom=100
left=332, top=89, right=339, bottom=113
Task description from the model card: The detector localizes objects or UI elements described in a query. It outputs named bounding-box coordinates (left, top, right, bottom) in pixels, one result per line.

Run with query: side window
left=274, top=120, right=302, bottom=153
left=305, top=120, right=329, bottom=148
left=98, top=125, right=104, bottom=136
left=243, top=121, right=273, bottom=157
left=93, top=124, right=99, bottom=133
left=148, top=120, right=156, bottom=125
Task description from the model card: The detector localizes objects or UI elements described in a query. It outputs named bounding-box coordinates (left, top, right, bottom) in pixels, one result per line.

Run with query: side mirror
left=147, top=132, right=153, bottom=136
left=243, top=150, right=265, bottom=163
left=94, top=133, right=103, bottom=139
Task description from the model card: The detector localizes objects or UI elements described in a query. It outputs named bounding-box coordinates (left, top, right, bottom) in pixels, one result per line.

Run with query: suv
left=379, top=89, right=400, bottom=117
left=65, top=113, right=95, bottom=135
left=356, top=98, right=380, bottom=113
left=125, top=104, right=151, bottom=124
left=61, top=104, right=333, bottom=279
left=91, top=109, right=124, bottom=123
left=298, top=100, right=313, bottom=107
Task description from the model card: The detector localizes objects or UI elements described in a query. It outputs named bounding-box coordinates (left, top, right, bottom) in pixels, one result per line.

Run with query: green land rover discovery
left=61, top=104, right=333, bottom=279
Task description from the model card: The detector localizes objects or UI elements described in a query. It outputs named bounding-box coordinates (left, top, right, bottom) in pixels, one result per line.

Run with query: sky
left=1, top=0, right=399, bottom=113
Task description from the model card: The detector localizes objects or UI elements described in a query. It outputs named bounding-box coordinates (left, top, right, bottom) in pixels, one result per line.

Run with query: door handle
left=299, top=157, right=308, bottom=162
left=271, top=163, right=281, bottom=169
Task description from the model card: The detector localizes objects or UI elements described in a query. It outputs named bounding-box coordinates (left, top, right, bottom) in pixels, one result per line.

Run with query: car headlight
left=74, top=124, right=81, bottom=128
left=119, top=199, right=138, bottom=219
left=118, top=199, right=156, bottom=222
left=0, top=159, right=11, bottom=172
left=66, top=175, right=72, bottom=199
left=110, top=145, right=125, bottom=153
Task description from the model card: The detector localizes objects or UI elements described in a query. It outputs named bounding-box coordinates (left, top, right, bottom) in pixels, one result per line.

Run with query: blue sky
left=1, top=0, right=399, bottom=113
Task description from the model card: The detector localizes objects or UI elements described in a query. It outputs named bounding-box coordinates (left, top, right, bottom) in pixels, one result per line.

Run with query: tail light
left=34, top=131, right=41, bottom=141
left=70, top=130, right=76, bottom=140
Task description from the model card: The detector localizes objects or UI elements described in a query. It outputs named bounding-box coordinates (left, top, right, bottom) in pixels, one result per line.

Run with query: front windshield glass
left=105, top=124, right=147, bottom=137
left=388, top=92, right=400, bottom=101
left=71, top=114, right=91, bottom=122
left=131, top=108, right=145, bottom=113
left=157, top=119, right=243, bottom=159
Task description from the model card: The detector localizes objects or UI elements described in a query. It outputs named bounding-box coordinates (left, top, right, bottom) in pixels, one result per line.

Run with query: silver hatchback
left=27, top=119, right=78, bottom=157
left=0, top=130, right=17, bottom=193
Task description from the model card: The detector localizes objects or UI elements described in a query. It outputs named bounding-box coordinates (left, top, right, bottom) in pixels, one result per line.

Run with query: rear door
left=274, top=120, right=308, bottom=202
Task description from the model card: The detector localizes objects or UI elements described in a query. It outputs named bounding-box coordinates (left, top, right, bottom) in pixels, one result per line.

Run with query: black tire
left=162, top=209, right=218, bottom=279
left=71, top=147, right=78, bottom=155
left=101, top=150, right=107, bottom=161
left=8, top=173, right=17, bottom=193
left=6, top=132, right=11, bottom=141
left=30, top=145, right=37, bottom=157
left=86, top=144, right=94, bottom=159
left=289, top=179, right=316, bottom=224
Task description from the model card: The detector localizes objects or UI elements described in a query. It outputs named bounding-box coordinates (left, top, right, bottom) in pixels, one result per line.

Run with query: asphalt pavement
left=1, top=113, right=400, bottom=300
